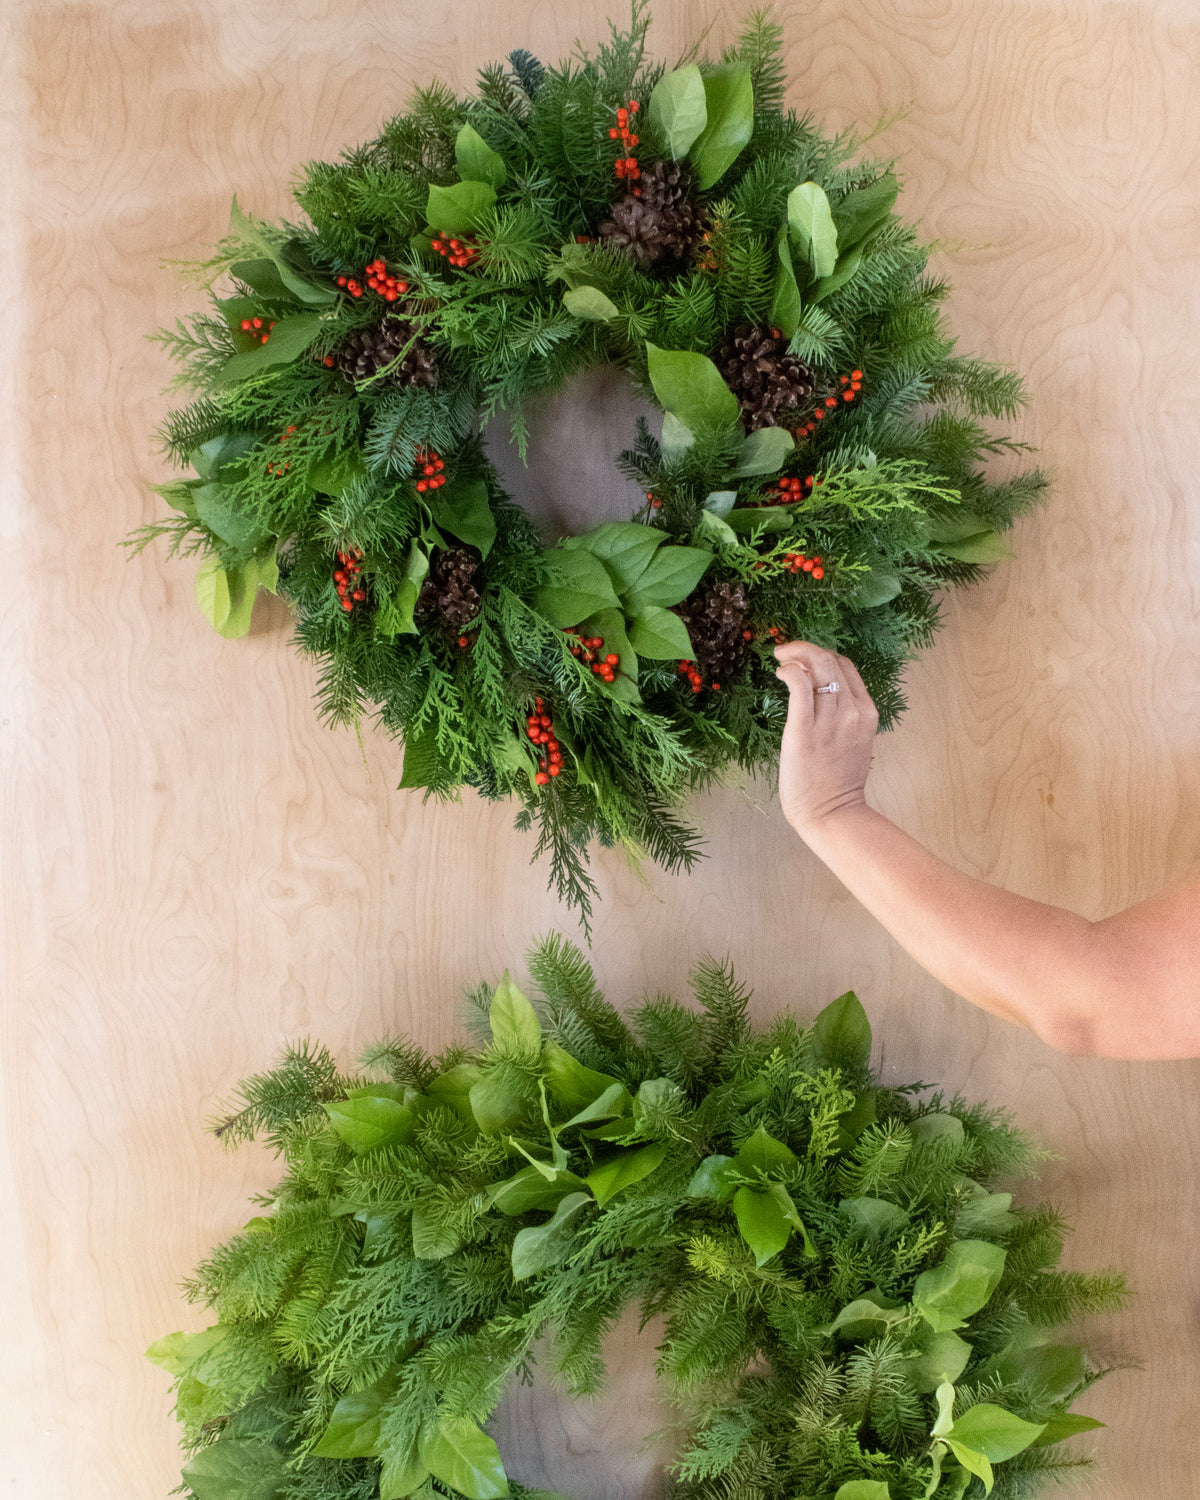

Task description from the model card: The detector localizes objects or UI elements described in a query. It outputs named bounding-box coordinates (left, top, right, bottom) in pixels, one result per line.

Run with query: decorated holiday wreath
left=138, top=6, right=1045, bottom=921
left=150, top=940, right=1123, bottom=1500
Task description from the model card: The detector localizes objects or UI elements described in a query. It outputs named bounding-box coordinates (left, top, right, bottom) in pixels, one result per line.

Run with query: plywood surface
left=4, top=1, right=1199, bottom=1495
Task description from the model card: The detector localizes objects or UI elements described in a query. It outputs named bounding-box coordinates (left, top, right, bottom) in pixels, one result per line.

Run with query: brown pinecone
left=676, top=579, right=751, bottom=684
left=415, top=546, right=482, bottom=631
left=597, top=161, right=705, bottom=268
left=715, top=323, right=815, bottom=430
left=332, top=312, right=438, bottom=387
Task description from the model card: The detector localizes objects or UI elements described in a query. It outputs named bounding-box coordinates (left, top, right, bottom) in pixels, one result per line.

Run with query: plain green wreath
left=137, top=6, right=1045, bottom=922
left=150, top=940, right=1123, bottom=1500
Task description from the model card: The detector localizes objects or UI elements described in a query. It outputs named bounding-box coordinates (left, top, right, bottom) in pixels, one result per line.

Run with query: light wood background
left=5, top=1, right=1199, bottom=1496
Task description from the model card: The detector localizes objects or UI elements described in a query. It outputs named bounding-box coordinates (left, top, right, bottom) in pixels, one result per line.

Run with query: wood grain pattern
left=4, top=1, right=1199, bottom=1494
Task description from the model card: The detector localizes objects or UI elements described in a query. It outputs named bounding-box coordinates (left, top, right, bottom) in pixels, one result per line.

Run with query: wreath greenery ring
left=139, top=6, right=1045, bottom=921
left=151, top=939, right=1122, bottom=1500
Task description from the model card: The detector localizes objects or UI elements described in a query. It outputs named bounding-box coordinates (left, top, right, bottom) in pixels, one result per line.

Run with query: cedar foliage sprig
left=150, top=943, right=1125, bottom=1500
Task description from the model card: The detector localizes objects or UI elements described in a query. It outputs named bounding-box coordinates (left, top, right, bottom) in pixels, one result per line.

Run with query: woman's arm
left=775, top=640, right=1200, bottom=1060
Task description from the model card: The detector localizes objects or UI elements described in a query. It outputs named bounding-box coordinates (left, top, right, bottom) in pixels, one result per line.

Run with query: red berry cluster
left=766, top=474, right=817, bottom=506
left=609, top=100, right=641, bottom=190
left=764, top=624, right=785, bottom=643
left=239, top=316, right=276, bottom=346
left=797, top=369, right=864, bottom=436
left=677, top=659, right=723, bottom=694
left=645, top=490, right=663, bottom=511
left=414, top=447, right=446, bottom=493
left=334, top=547, right=366, bottom=613
left=565, top=628, right=620, bottom=683
left=782, top=551, right=825, bottom=578
left=526, top=698, right=563, bottom=784
left=266, top=424, right=299, bottom=477
left=430, top=232, right=480, bottom=269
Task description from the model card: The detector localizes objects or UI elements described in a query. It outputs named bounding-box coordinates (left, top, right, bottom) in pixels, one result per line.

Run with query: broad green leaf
left=190, top=430, right=261, bottom=482
left=906, top=1329, right=972, bottom=1392
left=834, top=1483, right=891, bottom=1500
left=376, top=543, right=430, bottom=637
left=535, top=547, right=622, bottom=627
left=645, top=342, right=739, bottom=434
left=563, top=521, right=665, bottom=593
left=909, top=1112, right=966, bottom=1151
left=732, top=1184, right=791, bottom=1266
left=215, top=313, right=325, bottom=387
left=429, top=478, right=497, bottom=558
left=770, top=227, right=803, bottom=338
left=923, top=508, right=987, bottom=544
left=703, top=489, right=737, bottom=517
left=768, top=1181, right=816, bottom=1256
left=956, top=1188, right=1015, bottom=1235
left=563, top=285, right=618, bottom=321
left=192, top=482, right=269, bottom=553
left=824, top=1296, right=908, bottom=1340
left=325, top=1089, right=417, bottom=1154
left=469, top=1071, right=528, bottom=1134
left=195, top=556, right=232, bottom=633
left=144, top=1326, right=225, bottom=1376
left=686, top=1154, right=735, bottom=1201
left=313, top=1376, right=396, bottom=1458
left=623, top=544, right=713, bottom=611
left=255, top=548, right=279, bottom=594
left=933, top=1382, right=957, bottom=1438
left=455, top=123, right=507, bottom=188
left=725, top=504, right=793, bottom=534
left=659, top=409, right=695, bottom=459
left=489, top=1164, right=587, bottom=1216
left=581, top=1116, right=637, bottom=1141
left=511, top=1191, right=591, bottom=1280
left=307, top=447, right=367, bottom=495
left=689, top=65, right=754, bottom=190
left=838, top=1196, right=909, bottom=1238
left=558, top=1080, right=632, bottom=1129
left=489, top=972, right=542, bottom=1062
left=913, top=1240, right=1007, bottom=1332
left=230, top=258, right=293, bottom=300
left=837, top=1088, right=878, bottom=1148
left=731, top=425, right=794, bottom=477
left=426, top=1062, right=483, bottom=1120
left=633, top=1076, right=685, bottom=1123
left=411, top=1203, right=463, bottom=1260
left=696, top=509, right=739, bottom=547
left=417, top=1415, right=509, bottom=1500
left=586, top=1142, right=667, bottom=1205
left=787, top=182, right=839, bottom=278
left=982, top=1338, right=1084, bottom=1400
left=182, top=1439, right=284, bottom=1500
left=425, top=179, right=497, bottom=234
left=936, top=530, right=1015, bottom=564
left=229, top=199, right=338, bottom=306
left=945, top=1441, right=993, bottom=1494
left=646, top=65, right=708, bottom=159
left=948, top=1404, right=1045, bottom=1461
left=1031, top=1412, right=1105, bottom=1447
left=541, top=1040, right=621, bottom=1114
left=733, top=1124, right=797, bottom=1178
left=811, top=244, right=864, bottom=304
left=399, top=722, right=439, bottom=790
left=627, top=604, right=693, bottom=660
left=851, top=567, right=902, bottom=608
left=380, top=1440, right=430, bottom=1499
left=811, top=990, right=872, bottom=1070
left=832, top=172, right=898, bottom=252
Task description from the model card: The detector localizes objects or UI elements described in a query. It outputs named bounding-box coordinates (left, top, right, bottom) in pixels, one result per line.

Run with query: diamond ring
left=814, top=681, right=840, bottom=695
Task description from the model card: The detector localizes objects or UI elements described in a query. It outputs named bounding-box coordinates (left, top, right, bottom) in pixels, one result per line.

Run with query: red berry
left=812, top=567, right=824, bottom=579
left=352, top=589, right=365, bottom=601
left=457, top=635, right=468, bottom=647
left=341, top=599, right=353, bottom=612
left=852, top=369, right=863, bottom=379
left=535, top=772, right=549, bottom=785
left=605, top=653, right=619, bottom=666
left=416, top=479, right=428, bottom=492
left=548, top=764, right=561, bottom=776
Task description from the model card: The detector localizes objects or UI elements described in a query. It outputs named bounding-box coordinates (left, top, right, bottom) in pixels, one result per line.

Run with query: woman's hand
left=773, top=641, right=880, bottom=836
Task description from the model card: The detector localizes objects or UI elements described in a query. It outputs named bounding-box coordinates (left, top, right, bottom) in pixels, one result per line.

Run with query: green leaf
left=659, top=410, right=695, bottom=459
left=564, top=521, right=665, bottom=593
left=411, top=1203, right=463, bottom=1260
left=425, top=179, right=497, bottom=233
left=489, top=1164, right=587, bottom=1216
left=313, top=1376, right=397, bottom=1458
left=945, top=1441, right=993, bottom=1495
left=731, top=425, right=794, bottom=477
left=696, top=510, right=739, bottom=547
left=469, top=1072, right=527, bottom=1134
left=731, top=1184, right=790, bottom=1266
left=1031, top=1412, right=1105, bottom=1447
left=838, top=1196, right=909, bottom=1237
left=144, top=1326, right=225, bottom=1376
left=646, top=65, right=708, bottom=159
left=832, top=172, right=898, bottom=252
left=541, top=1040, right=622, bottom=1114
left=811, top=244, right=864, bottom=304
left=562, top=285, right=619, bottom=321
left=307, top=447, right=367, bottom=495
left=770, top=227, right=803, bottom=338
left=906, top=1330, right=972, bottom=1392
left=380, top=1439, right=430, bottom=1499
left=417, top=1415, right=509, bottom=1500
left=511, top=1191, right=592, bottom=1280
left=850, top=567, right=902, bottom=608
left=325, top=1089, right=417, bottom=1154
left=215, top=313, right=325, bottom=387
left=732, top=1123, right=797, bottom=1177
left=913, top=1240, right=1007, bottom=1332
left=933, top=1382, right=957, bottom=1438
left=399, top=721, right=439, bottom=790
left=623, top=545, right=713, bottom=611
left=725, top=503, right=793, bottom=534
left=627, top=604, right=693, bottom=660
left=489, top=972, right=542, bottom=1062
left=910, top=1112, right=966, bottom=1150
left=811, top=990, right=872, bottom=1070
left=426, top=1062, right=483, bottom=1120
left=767, top=1180, right=816, bottom=1256
left=575, top=607, right=639, bottom=701
left=535, top=547, right=622, bottom=627
left=834, top=1483, right=892, bottom=1500
left=190, top=430, right=261, bottom=482
left=455, top=123, right=507, bottom=188
left=955, top=1188, right=1015, bottom=1235
left=192, top=483, right=269, bottom=553
left=182, top=1439, right=283, bottom=1500
left=824, top=1295, right=907, bottom=1340
left=558, top=1080, right=632, bottom=1129
left=686, top=1154, right=735, bottom=1201
left=703, top=489, right=737, bottom=517
left=948, top=1404, right=1046, bottom=1461
left=376, top=543, right=430, bottom=637
left=645, top=342, right=739, bottom=433
left=787, top=182, right=839, bottom=279
left=689, top=66, right=754, bottom=190
left=586, top=1142, right=667, bottom=1205
left=229, top=199, right=337, bottom=306
left=936, top=530, right=1015, bottom=564
left=982, top=1337, right=1084, bottom=1399
left=429, top=478, right=497, bottom=558
left=229, top=258, right=293, bottom=300
left=195, top=556, right=232, bottom=633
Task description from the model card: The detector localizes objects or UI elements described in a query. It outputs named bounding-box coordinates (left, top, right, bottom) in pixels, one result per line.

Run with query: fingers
left=775, top=659, right=815, bottom=732
left=832, top=652, right=877, bottom=715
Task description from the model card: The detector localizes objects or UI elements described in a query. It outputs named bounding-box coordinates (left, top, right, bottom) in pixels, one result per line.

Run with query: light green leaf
left=627, top=605, right=693, bottom=660
left=623, top=544, right=713, bottom=611
left=564, top=521, right=665, bottom=594
left=646, top=64, right=708, bottom=159
left=376, top=543, right=430, bottom=638
left=489, top=972, right=542, bottom=1062
left=558, top=1080, right=632, bottom=1129
left=732, top=1185, right=790, bottom=1266
left=768, top=1181, right=816, bottom=1256
left=659, top=409, right=695, bottom=459
left=725, top=503, right=793, bottom=534
left=511, top=1191, right=591, bottom=1280
left=645, top=342, right=739, bottom=434
left=455, top=123, right=507, bottom=189
left=955, top=1188, right=1015, bottom=1235
left=832, top=172, right=898, bottom=252
left=948, top=1404, right=1046, bottom=1462
left=399, top=722, right=439, bottom=790
left=256, top=548, right=279, bottom=594
left=586, top=1142, right=667, bottom=1205
left=913, top=1241, right=1007, bottom=1332
left=429, top=478, right=497, bottom=558
left=696, top=510, right=739, bottom=547
left=313, top=1376, right=396, bottom=1458
left=982, top=1337, right=1084, bottom=1400
left=469, top=1072, right=528, bottom=1134
left=215, top=313, right=325, bottom=387
left=686, top=1154, right=735, bottom=1201
left=703, top=489, right=737, bottom=517
left=411, top=1203, right=463, bottom=1260
left=834, top=1483, right=892, bottom=1500
left=229, top=259, right=293, bottom=300
left=145, top=1326, right=225, bottom=1377
left=945, top=1441, right=993, bottom=1494
left=811, top=244, right=864, bottom=304
left=824, top=1295, right=908, bottom=1339
left=417, top=1415, right=509, bottom=1500
left=936, top=530, right=1015, bottom=564
left=325, top=1089, right=417, bottom=1154
left=541, top=1040, right=622, bottom=1114
left=380, top=1440, right=430, bottom=1499
left=839, top=1196, right=909, bottom=1238
left=933, top=1381, right=957, bottom=1437
left=426, top=1062, right=483, bottom=1120
left=731, top=425, right=794, bottom=477
left=562, top=285, right=618, bottom=321
left=851, top=567, right=902, bottom=608
left=787, top=182, right=839, bottom=278
left=535, top=547, right=622, bottom=627
left=733, top=1124, right=798, bottom=1178
left=906, top=1329, right=972, bottom=1392
left=195, top=556, right=232, bottom=633
left=909, top=1112, right=966, bottom=1150
left=811, top=990, right=872, bottom=1071
left=770, top=227, right=804, bottom=338
left=182, top=1439, right=283, bottom=1500
left=191, top=482, right=269, bottom=553
left=229, top=199, right=338, bottom=306
left=1031, top=1412, right=1105, bottom=1447
left=489, top=1164, right=587, bottom=1216
left=425, top=179, right=497, bottom=234
left=689, top=65, right=754, bottom=190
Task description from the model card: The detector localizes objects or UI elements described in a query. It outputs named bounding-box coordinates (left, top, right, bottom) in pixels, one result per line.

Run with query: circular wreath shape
left=140, top=8, right=1045, bottom=920
left=151, top=939, right=1121, bottom=1500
